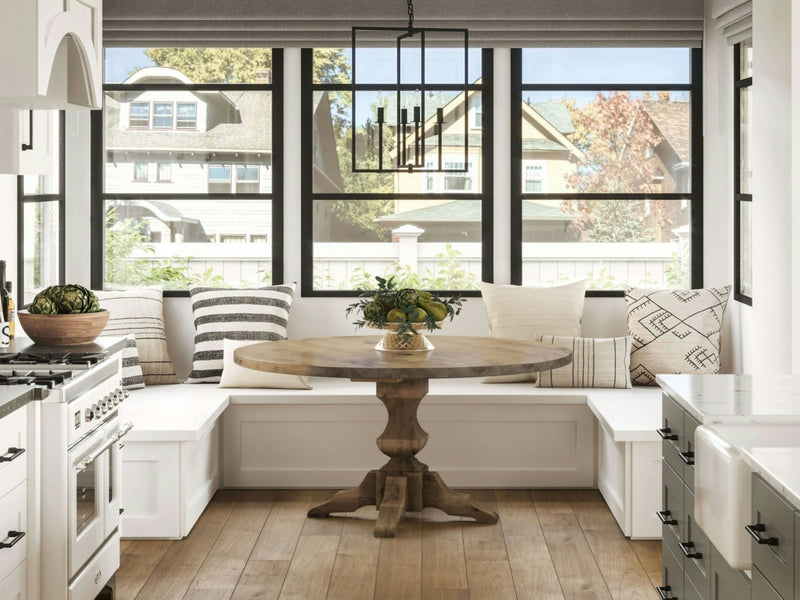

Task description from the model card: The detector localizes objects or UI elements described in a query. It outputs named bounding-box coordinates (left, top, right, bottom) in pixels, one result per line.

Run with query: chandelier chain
left=407, top=0, right=414, bottom=31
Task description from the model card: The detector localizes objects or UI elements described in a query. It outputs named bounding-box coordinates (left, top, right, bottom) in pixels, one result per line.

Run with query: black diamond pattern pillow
left=625, top=286, right=731, bottom=386
left=187, top=284, right=295, bottom=383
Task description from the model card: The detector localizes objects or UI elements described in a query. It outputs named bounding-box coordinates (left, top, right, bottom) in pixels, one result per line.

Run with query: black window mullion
left=733, top=41, right=753, bottom=305
left=690, top=46, right=704, bottom=289
left=510, top=48, right=523, bottom=285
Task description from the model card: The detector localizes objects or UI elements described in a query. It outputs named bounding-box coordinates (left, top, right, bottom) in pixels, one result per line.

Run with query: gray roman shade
left=713, top=0, right=752, bottom=45
left=103, top=0, right=704, bottom=48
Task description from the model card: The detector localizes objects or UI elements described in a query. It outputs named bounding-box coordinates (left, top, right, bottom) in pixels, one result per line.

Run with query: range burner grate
left=0, top=352, right=105, bottom=368
left=0, top=370, right=75, bottom=389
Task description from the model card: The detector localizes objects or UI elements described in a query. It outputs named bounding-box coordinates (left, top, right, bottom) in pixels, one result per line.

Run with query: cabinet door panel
left=683, top=412, right=700, bottom=491
left=709, top=544, right=750, bottom=600
left=661, top=537, right=684, bottom=600
left=751, top=474, right=794, bottom=600
left=663, top=460, right=685, bottom=542
left=683, top=486, right=710, bottom=599
left=662, top=394, right=686, bottom=477
left=752, top=564, right=785, bottom=600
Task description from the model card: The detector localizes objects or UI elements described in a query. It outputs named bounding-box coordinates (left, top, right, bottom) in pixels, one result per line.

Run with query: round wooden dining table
left=235, top=335, right=572, bottom=538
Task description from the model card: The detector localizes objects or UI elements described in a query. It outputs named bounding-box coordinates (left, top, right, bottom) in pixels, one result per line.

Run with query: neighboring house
left=642, top=100, right=691, bottom=194
left=376, top=199, right=576, bottom=242
left=105, top=67, right=341, bottom=244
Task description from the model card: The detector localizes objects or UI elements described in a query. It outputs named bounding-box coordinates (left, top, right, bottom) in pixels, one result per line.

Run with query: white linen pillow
left=479, top=280, right=586, bottom=383
left=219, top=339, right=312, bottom=390
left=534, top=335, right=632, bottom=389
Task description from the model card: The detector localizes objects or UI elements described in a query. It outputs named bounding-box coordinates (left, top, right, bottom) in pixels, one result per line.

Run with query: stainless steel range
left=0, top=345, right=130, bottom=600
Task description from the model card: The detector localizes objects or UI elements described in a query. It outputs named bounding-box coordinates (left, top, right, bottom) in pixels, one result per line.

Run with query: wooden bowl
left=17, top=310, right=110, bottom=346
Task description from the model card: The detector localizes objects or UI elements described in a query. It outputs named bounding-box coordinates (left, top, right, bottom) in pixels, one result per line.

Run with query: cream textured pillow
left=479, top=280, right=586, bottom=383
left=534, top=335, right=632, bottom=389
left=94, top=288, right=178, bottom=385
left=626, top=286, right=732, bottom=386
left=219, top=339, right=311, bottom=389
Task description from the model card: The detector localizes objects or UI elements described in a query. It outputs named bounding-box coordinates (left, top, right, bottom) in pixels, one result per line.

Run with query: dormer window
left=176, top=102, right=197, bottom=129
left=129, top=102, right=150, bottom=128
left=153, top=102, right=174, bottom=128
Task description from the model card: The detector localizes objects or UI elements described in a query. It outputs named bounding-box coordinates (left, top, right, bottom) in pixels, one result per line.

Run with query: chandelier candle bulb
left=377, top=106, right=385, bottom=123
left=413, top=105, right=421, bottom=123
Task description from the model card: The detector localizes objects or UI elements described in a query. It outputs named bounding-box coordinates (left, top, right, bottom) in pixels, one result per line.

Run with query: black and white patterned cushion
left=119, top=335, right=145, bottom=389
left=187, top=284, right=295, bottom=383
left=625, top=286, right=732, bottom=386
left=94, top=288, right=178, bottom=385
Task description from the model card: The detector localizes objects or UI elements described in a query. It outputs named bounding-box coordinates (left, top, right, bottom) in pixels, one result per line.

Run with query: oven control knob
left=122, top=390, right=130, bottom=401
left=84, top=408, right=94, bottom=422
left=100, top=401, right=109, bottom=415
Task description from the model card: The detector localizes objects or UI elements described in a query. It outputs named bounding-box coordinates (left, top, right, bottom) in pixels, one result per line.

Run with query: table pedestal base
left=307, top=379, right=498, bottom=538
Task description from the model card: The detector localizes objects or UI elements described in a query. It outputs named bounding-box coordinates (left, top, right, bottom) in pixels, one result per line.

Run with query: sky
left=104, top=47, right=691, bottom=125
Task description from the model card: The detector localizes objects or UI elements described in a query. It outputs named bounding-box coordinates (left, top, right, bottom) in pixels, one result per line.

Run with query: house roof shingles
left=105, top=90, right=272, bottom=154
left=642, top=101, right=690, bottom=163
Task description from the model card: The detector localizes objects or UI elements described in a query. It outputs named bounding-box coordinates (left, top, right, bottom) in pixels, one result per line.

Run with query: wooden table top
left=234, top=335, right=573, bottom=380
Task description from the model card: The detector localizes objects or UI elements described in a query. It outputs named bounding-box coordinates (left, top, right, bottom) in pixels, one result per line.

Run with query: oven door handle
left=74, top=422, right=134, bottom=472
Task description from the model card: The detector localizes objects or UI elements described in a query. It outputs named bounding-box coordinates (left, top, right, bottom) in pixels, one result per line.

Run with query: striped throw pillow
left=187, top=284, right=296, bottom=383
left=119, top=335, right=145, bottom=389
left=534, top=335, right=632, bottom=389
left=94, top=289, right=178, bottom=385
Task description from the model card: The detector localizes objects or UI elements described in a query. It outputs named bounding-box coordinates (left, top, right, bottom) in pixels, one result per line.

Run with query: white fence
left=129, top=239, right=686, bottom=290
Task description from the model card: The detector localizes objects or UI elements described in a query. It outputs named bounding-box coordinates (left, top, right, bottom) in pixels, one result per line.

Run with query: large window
left=93, top=48, right=283, bottom=292
left=18, top=112, right=65, bottom=305
left=511, top=48, right=702, bottom=293
left=302, top=47, right=492, bottom=295
left=734, top=40, right=753, bottom=304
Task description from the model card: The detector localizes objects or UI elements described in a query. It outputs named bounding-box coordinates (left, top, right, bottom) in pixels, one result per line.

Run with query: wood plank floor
left=117, top=489, right=662, bottom=600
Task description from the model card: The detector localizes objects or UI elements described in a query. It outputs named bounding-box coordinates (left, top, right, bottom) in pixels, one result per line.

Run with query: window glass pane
left=739, top=86, right=752, bottom=194
left=176, top=102, right=197, bottom=129
left=237, top=166, right=259, bottom=181
left=520, top=91, right=691, bottom=194
left=134, top=163, right=149, bottom=181
left=315, top=90, right=480, bottom=194
left=103, top=199, right=272, bottom=289
left=739, top=201, right=752, bottom=297
left=104, top=91, right=272, bottom=194
left=153, top=102, right=173, bottom=128
left=22, top=201, right=61, bottom=304
left=157, top=163, right=171, bottom=181
left=22, top=111, right=61, bottom=195
left=104, top=48, right=273, bottom=84
left=314, top=47, right=482, bottom=85
left=740, top=39, right=753, bottom=79
left=129, top=102, right=150, bottom=128
left=312, top=199, right=481, bottom=291
left=521, top=48, right=691, bottom=84
left=520, top=199, right=691, bottom=289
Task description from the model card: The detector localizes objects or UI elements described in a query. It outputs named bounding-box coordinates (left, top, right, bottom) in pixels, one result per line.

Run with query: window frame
left=129, top=101, right=150, bottom=129
left=91, top=49, right=285, bottom=296
left=300, top=47, right=494, bottom=297
left=733, top=41, right=753, bottom=306
left=509, top=48, right=704, bottom=297
left=17, top=112, right=66, bottom=307
left=152, top=101, right=174, bottom=129
left=176, top=101, right=197, bottom=130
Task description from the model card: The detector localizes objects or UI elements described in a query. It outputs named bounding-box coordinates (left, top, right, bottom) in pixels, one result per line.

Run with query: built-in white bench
left=119, top=378, right=662, bottom=539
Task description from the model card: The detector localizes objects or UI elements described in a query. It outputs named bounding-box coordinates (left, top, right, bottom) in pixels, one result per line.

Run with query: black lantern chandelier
left=351, top=0, right=469, bottom=173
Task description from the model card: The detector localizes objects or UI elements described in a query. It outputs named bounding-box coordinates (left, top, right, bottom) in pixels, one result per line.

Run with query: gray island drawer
left=709, top=545, right=750, bottom=600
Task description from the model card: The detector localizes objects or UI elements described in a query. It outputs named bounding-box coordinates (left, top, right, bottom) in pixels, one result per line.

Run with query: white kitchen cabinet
left=0, top=110, right=59, bottom=175
left=0, top=0, right=102, bottom=109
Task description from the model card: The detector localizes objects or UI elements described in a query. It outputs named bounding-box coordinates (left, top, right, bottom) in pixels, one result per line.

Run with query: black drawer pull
left=745, top=523, right=779, bottom=546
left=656, top=585, right=677, bottom=600
left=0, top=447, right=24, bottom=463
left=656, top=510, right=678, bottom=525
left=0, top=530, right=25, bottom=549
left=657, top=427, right=678, bottom=441
left=679, top=541, right=703, bottom=559
left=679, top=450, right=695, bottom=465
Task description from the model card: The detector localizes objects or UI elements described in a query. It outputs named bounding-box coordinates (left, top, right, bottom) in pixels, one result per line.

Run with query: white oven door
left=69, top=432, right=109, bottom=578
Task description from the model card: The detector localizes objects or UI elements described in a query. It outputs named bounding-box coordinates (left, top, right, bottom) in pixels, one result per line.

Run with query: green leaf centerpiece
left=346, top=276, right=465, bottom=352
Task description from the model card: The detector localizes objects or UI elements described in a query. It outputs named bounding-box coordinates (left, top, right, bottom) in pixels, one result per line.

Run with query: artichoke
left=28, top=294, right=57, bottom=315
left=394, top=288, right=420, bottom=311
left=34, top=284, right=98, bottom=314
left=362, top=301, right=386, bottom=324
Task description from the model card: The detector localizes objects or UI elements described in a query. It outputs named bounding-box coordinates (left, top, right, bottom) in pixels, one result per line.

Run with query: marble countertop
left=657, top=374, right=800, bottom=425
left=740, top=447, right=800, bottom=511
left=0, top=385, right=40, bottom=420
